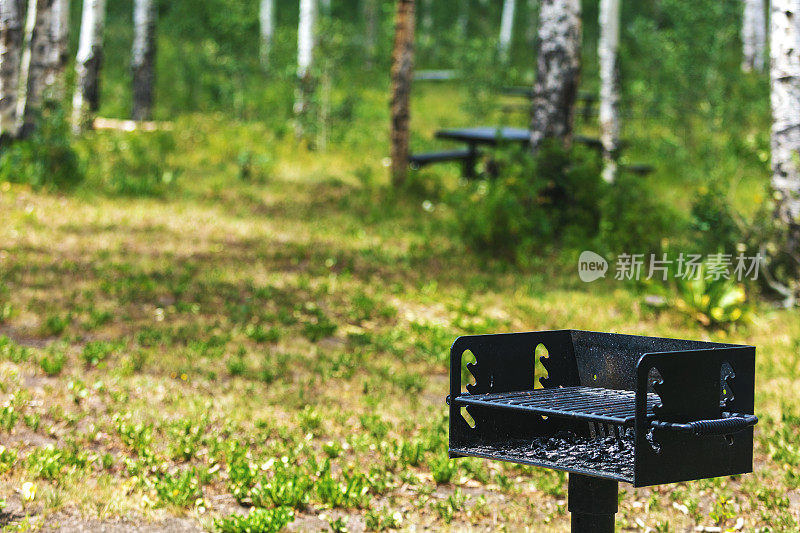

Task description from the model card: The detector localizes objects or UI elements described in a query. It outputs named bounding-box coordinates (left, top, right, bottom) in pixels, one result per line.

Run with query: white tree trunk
left=72, top=0, right=106, bottom=132
left=598, top=0, right=620, bottom=183
left=498, top=0, right=516, bottom=60
left=16, top=0, right=54, bottom=137
left=259, top=0, right=274, bottom=68
left=297, top=0, right=316, bottom=80
left=530, top=0, right=581, bottom=152
left=46, top=0, right=68, bottom=90
left=742, top=0, right=766, bottom=72
left=131, top=0, right=156, bottom=121
left=295, top=0, right=317, bottom=138
left=770, top=0, right=800, bottom=249
left=0, top=0, right=22, bottom=137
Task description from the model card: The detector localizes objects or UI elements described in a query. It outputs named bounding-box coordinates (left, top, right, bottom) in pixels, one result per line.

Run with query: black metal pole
left=568, top=474, right=618, bottom=533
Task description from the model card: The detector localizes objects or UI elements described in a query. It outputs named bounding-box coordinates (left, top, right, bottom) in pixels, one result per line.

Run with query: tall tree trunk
left=770, top=0, right=800, bottom=254
left=131, top=0, right=156, bottom=121
left=390, top=0, right=415, bottom=187
left=16, top=0, right=53, bottom=137
left=71, top=0, right=105, bottom=133
left=49, top=0, right=67, bottom=83
left=498, top=0, right=516, bottom=61
left=294, top=0, right=317, bottom=139
left=363, top=0, right=377, bottom=66
left=598, top=0, right=620, bottom=183
left=0, top=0, right=22, bottom=138
left=259, top=0, right=274, bottom=68
left=742, top=0, right=766, bottom=72
left=530, top=0, right=581, bottom=152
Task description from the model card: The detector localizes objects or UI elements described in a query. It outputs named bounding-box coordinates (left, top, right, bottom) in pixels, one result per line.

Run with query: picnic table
left=416, top=127, right=635, bottom=178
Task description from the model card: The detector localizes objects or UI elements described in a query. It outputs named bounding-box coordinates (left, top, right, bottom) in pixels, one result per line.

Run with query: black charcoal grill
left=447, top=330, right=757, bottom=531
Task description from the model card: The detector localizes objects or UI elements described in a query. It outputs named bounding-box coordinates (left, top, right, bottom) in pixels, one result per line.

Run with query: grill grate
left=455, top=386, right=660, bottom=427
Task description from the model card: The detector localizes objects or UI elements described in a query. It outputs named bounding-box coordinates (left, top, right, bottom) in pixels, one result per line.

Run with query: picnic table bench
left=410, top=126, right=654, bottom=179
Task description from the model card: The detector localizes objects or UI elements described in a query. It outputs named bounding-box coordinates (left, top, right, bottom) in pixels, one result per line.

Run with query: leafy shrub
left=453, top=142, right=604, bottom=263
left=215, top=507, right=294, bottom=533
left=428, top=454, right=458, bottom=484
left=672, top=269, right=749, bottom=328
left=0, top=336, right=31, bottom=363
left=91, top=131, right=178, bottom=197
left=154, top=468, right=203, bottom=507
left=598, top=172, right=675, bottom=256
left=690, top=183, right=743, bottom=254
left=81, top=340, right=120, bottom=367
left=39, top=348, right=66, bottom=376
left=0, top=106, right=85, bottom=190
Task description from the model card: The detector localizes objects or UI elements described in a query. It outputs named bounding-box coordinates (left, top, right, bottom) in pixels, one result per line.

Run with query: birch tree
left=38, top=0, right=68, bottom=98
left=259, top=0, right=274, bottom=68
left=390, top=0, right=415, bottom=187
left=72, top=0, right=106, bottom=132
left=498, top=0, right=516, bottom=61
left=0, top=0, right=22, bottom=138
left=294, top=0, right=317, bottom=139
left=131, top=0, right=156, bottom=121
left=598, top=0, right=620, bottom=183
left=770, top=0, right=800, bottom=257
left=17, top=0, right=55, bottom=137
left=530, top=0, right=581, bottom=152
left=742, top=0, right=766, bottom=72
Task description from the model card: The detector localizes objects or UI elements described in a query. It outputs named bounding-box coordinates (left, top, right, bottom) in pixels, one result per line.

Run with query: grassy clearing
left=0, top=84, right=798, bottom=532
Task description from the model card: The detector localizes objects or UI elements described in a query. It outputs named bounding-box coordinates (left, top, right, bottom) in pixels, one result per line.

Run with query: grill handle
left=650, top=412, right=758, bottom=436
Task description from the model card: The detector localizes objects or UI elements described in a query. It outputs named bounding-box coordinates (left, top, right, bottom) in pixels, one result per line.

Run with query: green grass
left=0, top=83, right=797, bottom=532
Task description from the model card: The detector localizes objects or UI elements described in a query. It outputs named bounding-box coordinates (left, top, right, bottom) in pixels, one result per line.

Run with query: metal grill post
left=568, top=474, right=618, bottom=533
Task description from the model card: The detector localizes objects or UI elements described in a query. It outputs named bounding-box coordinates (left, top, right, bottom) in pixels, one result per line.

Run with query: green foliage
left=154, top=468, right=204, bottom=507
left=690, top=183, right=743, bottom=254
left=598, top=173, right=675, bottom=255
left=0, top=446, right=17, bottom=475
left=81, top=340, right=120, bottom=367
left=0, top=107, right=84, bottom=190
left=89, top=131, right=178, bottom=197
left=672, top=269, right=749, bottom=328
left=428, top=454, right=458, bottom=485
left=39, top=348, right=66, bottom=376
left=215, top=507, right=295, bottom=533
left=453, top=142, right=605, bottom=263
left=0, top=336, right=31, bottom=364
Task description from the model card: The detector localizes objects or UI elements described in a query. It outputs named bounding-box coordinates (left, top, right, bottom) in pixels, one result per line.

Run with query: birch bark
left=17, top=0, right=52, bottom=136
left=498, top=0, right=516, bottom=61
left=294, top=0, right=317, bottom=138
left=390, top=0, right=415, bottom=186
left=259, top=0, right=274, bottom=68
left=598, top=0, right=620, bottom=183
left=770, top=0, right=800, bottom=251
left=742, top=0, right=766, bottom=72
left=0, top=0, right=22, bottom=137
left=530, top=0, right=581, bottom=152
left=131, top=0, right=156, bottom=121
left=72, top=0, right=106, bottom=132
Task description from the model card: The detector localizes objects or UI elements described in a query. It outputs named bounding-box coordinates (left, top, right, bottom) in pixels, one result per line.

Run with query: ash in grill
left=447, top=330, right=757, bottom=531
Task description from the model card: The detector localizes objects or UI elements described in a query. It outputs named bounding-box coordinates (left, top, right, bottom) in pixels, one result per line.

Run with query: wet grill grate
left=455, top=386, right=660, bottom=427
